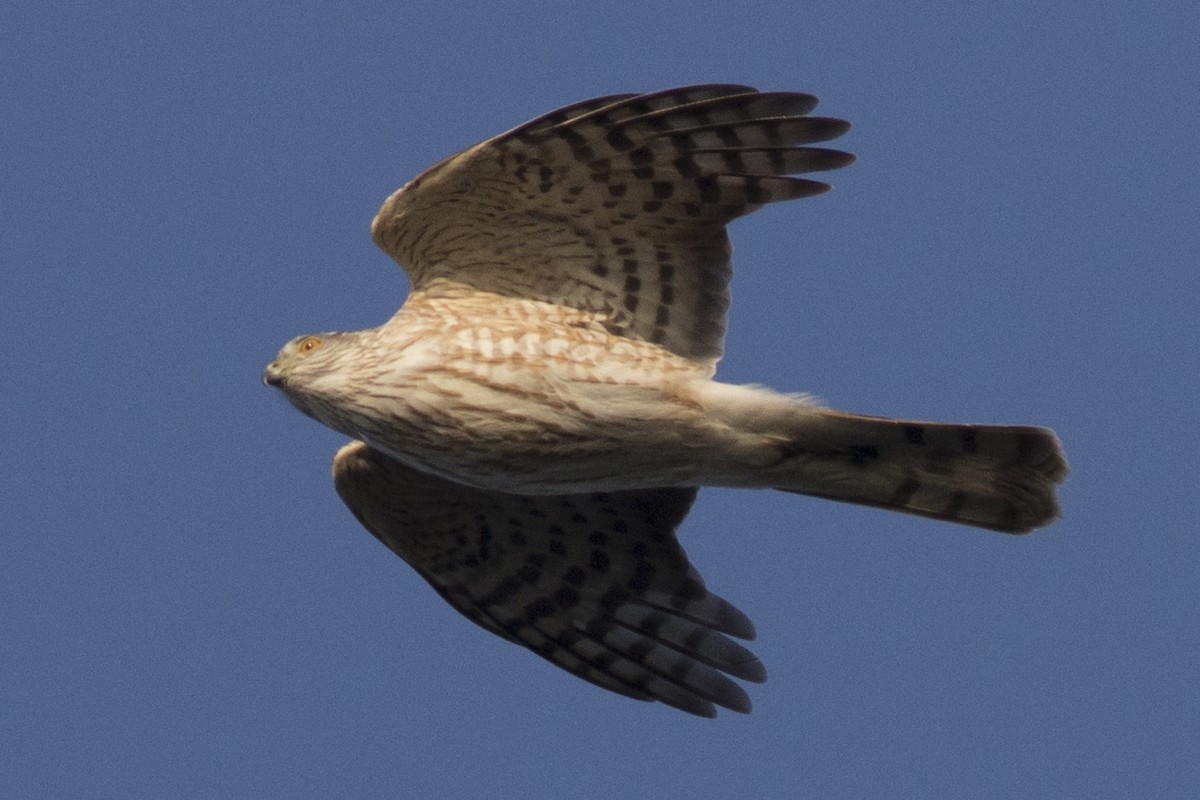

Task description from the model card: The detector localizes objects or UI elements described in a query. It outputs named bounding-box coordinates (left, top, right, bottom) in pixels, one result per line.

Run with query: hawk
left=263, top=85, right=1067, bottom=717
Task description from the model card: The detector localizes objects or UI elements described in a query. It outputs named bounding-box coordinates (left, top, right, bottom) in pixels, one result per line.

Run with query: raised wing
left=371, top=84, right=853, bottom=363
left=332, top=440, right=765, bottom=717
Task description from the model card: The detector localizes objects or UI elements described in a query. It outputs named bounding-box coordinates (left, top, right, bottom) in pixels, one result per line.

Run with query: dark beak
left=262, top=362, right=284, bottom=387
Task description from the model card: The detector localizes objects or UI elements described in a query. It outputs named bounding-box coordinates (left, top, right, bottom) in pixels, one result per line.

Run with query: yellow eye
left=296, top=335, right=322, bottom=355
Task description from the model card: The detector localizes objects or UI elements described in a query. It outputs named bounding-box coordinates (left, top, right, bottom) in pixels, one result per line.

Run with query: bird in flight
left=264, top=85, right=1068, bottom=717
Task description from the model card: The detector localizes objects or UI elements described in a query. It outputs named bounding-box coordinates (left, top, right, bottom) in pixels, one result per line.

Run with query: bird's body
left=284, top=285, right=719, bottom=494
left=264, top=85, right=1068, bottom=716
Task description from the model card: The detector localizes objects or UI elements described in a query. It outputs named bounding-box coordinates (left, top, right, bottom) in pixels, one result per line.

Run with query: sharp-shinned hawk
left=263, top=85, right=1068, bottom=717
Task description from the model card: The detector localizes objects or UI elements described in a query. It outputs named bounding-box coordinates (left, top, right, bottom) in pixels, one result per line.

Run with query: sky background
left=4, top=2, right=1198, bottom=797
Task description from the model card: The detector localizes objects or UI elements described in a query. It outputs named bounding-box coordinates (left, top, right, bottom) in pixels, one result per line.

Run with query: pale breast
left=347, top=285, right=719, bottom=493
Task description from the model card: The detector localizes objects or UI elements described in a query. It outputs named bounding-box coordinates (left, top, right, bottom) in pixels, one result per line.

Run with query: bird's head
left=262, top=332, right=351, bottom=420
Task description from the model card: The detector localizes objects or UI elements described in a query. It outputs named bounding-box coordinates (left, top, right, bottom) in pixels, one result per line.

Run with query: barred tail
left=772, top=410, right=1068, bottom=533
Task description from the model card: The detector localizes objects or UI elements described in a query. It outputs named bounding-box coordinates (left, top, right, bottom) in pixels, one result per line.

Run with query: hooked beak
left=262, top=361, right=285, bottom=387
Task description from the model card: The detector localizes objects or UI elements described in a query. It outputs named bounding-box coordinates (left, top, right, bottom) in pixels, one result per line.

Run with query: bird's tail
left=766, top=408, right=1068, bottom=533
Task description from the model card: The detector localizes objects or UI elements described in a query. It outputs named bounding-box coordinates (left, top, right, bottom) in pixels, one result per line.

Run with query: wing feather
left=371, top=84, right=853, bottom=363
left=332, top=440, right=764, bottom=716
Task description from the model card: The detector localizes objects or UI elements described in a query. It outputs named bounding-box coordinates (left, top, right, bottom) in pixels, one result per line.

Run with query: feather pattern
left=334, top=441, right=764, bottom=717
left=371, top=85, right=853, bottom=363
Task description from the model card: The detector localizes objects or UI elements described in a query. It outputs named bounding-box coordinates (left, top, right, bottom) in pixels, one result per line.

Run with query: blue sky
left=5, top=2, right=1198, bottom=797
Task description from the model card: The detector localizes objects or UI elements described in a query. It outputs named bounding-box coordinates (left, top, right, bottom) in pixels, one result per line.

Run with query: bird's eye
left=297, top=335, right=322, bottom=355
